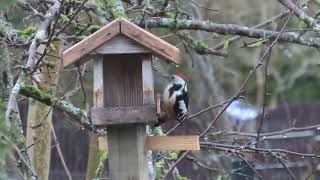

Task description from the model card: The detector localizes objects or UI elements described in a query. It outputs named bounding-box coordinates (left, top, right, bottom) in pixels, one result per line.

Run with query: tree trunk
left=85, top=135, right=100, bottom=180
left=26, top=43, right=62, bottom=180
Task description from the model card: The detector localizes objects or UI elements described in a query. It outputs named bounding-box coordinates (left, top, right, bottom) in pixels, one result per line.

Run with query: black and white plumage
left=162, top=74, right=189, bottom=123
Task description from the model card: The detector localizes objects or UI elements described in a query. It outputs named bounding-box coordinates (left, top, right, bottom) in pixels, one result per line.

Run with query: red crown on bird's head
left=175, top=73, right=187, bottom=80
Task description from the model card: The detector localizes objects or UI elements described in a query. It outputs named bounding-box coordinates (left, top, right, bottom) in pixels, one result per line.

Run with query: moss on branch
left=107, top=0, right=127, bottom=19
left=177, top=32, right=228, bottom=57
left=19, top=83, right=93, bottom=131
left=140, top=18, right=320, bottom=48
left=16, top=27, right=37, bottom=41
left=0, top=18, right=24, bottom=44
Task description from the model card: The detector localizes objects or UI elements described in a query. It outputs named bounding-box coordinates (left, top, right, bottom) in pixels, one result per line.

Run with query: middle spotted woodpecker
left=161, top=73, right=189, bottom=124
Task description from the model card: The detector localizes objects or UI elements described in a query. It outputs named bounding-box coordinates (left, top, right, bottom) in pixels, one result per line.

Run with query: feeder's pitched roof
left=62, top=18, right=180, bottom=66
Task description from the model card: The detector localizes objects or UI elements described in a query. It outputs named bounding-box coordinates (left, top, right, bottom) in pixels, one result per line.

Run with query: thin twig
left=21, top=139, right=41, bottom=152
left=233, top=152, right=262, bottom=179
left=272, top=152, right=297, bottom=180
left=77, top=64, right=87, bottom=104
left=201, top=142, right=320, bottom=158
left=166, top=99, right=231, bottom=135
left=256, top=46, right=272, bottom=143
left=164, top=90, right=245, bottom=178
left=55, top=0, right=89, bottom=37
left=205, top=123, right=320, bottom=140
left=51, top=124, right=73, bottom=180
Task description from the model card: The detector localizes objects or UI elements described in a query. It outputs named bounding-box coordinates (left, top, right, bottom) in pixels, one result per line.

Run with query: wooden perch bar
left=146, top=136, right=200, bottom=151
left=99, top=135, right=200, bottom=151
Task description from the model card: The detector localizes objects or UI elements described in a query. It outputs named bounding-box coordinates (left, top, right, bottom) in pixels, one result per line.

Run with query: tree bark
left=26, top=43, right=62, bottom=180
left=85, top=134, right=100, bottom=179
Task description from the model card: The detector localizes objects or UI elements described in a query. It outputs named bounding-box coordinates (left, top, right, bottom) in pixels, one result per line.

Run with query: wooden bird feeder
left=62, top=18, right=199, bottom=180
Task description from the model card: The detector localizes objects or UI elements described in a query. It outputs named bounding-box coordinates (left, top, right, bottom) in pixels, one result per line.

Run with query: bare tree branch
left=141, top=18, right=320, bottom=48
left=277, top=0, right=320, bottom=32
left=25, top=0, right=62, bottom=72
left=206, top=123, right=320, bottom=140
left=201, top=142, right=320, bottom=158
left=213, top=11, right=290, bottom=50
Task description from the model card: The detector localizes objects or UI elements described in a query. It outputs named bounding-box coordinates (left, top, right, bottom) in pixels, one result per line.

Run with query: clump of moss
left=19, top=83, right=54, bottom=105
left=107, top=0, right=127, bottom=18
left=16, top=27, right=37, bottom=40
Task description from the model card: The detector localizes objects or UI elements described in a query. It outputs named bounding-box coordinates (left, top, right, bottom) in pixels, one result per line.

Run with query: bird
left=154, top=73, right=189, bottom=126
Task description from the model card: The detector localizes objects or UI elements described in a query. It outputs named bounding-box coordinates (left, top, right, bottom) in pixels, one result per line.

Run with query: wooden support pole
left=86, top=56, right=105, bottom=180
left=108, top=125, right=148, bottom=179
left=106, top=54, right=151, bottom=180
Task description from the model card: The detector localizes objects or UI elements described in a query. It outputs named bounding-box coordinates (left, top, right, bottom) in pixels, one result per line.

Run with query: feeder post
left=105, top=54, right=153, bottom=180
left=85, top=55, right=104, bottom=179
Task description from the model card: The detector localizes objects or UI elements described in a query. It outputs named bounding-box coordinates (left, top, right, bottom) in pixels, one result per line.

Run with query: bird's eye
left=171, top=76, right=174, bottom=79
